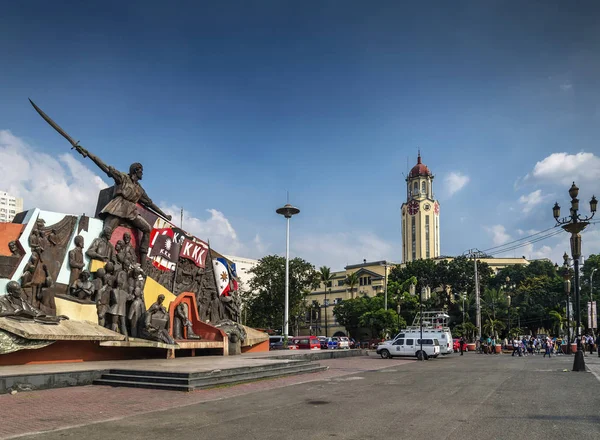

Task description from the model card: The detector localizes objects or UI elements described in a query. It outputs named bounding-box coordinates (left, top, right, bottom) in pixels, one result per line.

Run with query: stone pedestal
left=228, top=339, right=241, bottom=356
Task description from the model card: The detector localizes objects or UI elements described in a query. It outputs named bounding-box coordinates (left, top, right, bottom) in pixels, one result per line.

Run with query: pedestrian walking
left=512, top=338, right=519, bottom=357
left=460, top=336, right=465, bottom=356
left=588, top=335, right=594, bottom=355
left=543, top=338, right=551, bottom=358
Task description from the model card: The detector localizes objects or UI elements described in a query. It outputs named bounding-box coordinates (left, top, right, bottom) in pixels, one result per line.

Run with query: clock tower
left=401, top=153, right=440, bottom=263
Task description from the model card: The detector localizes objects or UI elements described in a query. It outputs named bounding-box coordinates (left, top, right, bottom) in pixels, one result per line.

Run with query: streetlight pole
left=325, top=289, right=330, bottom=337
left=562, top=253, right=572, bottom=354
left=276, top=203, right=300, bottom=346
left=419, top=286, right=424, bottom=361
left=464, top=249, right=485, bottom=340
left=553, top=182, right=597, bottom=371
left=462, top=294, right=466, bottom=328
left=592, top=268, right=598, bottom=330
left=384, top=262, right=389, bottom=311
left=502, top=276, right=516, bottom=338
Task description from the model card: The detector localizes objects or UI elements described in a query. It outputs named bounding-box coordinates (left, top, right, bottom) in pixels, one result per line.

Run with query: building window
left=411, top=216, right=416, bottom=261
left=337, top=280, right=344, bottom=286
left=426, top=215, right=430, bottom=259
left=413, top=181, right=418, bottom=195
left=359, top=276, right=372, bottom=286
left=421, top=181, right=426, bottom=194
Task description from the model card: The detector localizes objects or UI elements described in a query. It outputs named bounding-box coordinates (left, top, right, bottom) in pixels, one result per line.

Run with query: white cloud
left=560, top=82, right=573, bottom=91
left=524, top=152, right=600, bottom=186
left=293, top=231, right=395, bottom=270
left=444, top=172, right=470, bottom=196
left=161, top=205, right=269, bottom=259
left=0, top=130, right=108, bottom=216
left=518, top=189, right=552, bottom=213
left=485, top=225, right=512, bottom=246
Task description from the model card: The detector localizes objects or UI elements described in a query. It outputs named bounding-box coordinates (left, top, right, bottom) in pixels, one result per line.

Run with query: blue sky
left=1, top=1, right=599, bottom=269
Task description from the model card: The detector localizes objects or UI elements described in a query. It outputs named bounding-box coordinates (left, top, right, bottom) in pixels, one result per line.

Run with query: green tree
left=246, top=255, right=319, bottom=330
left=359, top=308, right=400, bottom=339
left=483, top=318, right=505, bottom=339
left=345, top=272, right=359, bottom=299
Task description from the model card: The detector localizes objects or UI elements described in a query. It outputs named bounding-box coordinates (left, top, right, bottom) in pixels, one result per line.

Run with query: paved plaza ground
left=2, top=351, right=600, bottom=440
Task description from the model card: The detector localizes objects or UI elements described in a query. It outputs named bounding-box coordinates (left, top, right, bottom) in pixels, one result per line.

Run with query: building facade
left=0, top=191, right=23, bottom=223
left=302, top=260, right=396, bottom=338
left=401, top=154, right=440, bottom=263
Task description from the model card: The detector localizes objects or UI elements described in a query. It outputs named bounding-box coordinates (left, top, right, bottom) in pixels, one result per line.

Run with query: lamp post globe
left=276, top=203, right=300, bottom=346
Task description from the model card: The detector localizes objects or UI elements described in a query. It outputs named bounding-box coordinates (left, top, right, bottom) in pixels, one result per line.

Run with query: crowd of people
left=472, top=333, right=600, bottom=358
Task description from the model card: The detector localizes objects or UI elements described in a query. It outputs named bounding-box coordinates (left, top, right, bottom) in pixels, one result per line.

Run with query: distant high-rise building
left=0, top=191, right=23, bottom=223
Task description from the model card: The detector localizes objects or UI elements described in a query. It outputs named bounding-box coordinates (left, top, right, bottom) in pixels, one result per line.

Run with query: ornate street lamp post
left=502, top=276, right=516, bottom=338
left=562, top=252, right=572, bottom=354
left=552, top=182, right=597, bottom=371
left=276, top=203, right=300, bottom=347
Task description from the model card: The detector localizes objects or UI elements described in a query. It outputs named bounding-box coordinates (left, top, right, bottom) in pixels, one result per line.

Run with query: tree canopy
left=245, top=255, right=319, bottom=331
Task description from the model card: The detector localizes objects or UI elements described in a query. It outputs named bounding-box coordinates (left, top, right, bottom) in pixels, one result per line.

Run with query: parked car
left=290, top=336, right=321, bottom=350
left=327, top=337, right=339, bottom=349
left=349, top=338, right=357, bottom=349
left=338, top=337, right=350, bottom=349
left=318, top=336, right=328, bottom=349
left=376, top=333, right=440, bottom=360
left=453, top=338, right=468, bottom=352
left=269, top=335, right=299, bottom=350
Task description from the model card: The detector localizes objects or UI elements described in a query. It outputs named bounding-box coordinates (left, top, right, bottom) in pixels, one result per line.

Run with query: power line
left=480, top=225, right=559, bottom=253
left=489, top=229, right=566, bottom=257
left=479, top=220, right=598, bottom=258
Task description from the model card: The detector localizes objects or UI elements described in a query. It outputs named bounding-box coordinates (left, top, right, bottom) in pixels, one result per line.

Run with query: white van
left=376, top=332, right=440, bottom=360
left=395, top=328, right=453, bottom=355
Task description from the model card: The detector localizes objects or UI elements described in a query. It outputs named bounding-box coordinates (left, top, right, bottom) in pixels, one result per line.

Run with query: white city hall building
left=0, top=191, right=23, bottom=223
left=401, top=154, right=440, bottom=263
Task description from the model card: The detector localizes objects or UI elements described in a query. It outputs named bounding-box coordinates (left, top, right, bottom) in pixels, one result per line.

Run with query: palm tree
left=319, top=266, right=333, bottom=337
left=483, top=318, right=506, bottom=339
left=548, top=310, right=565, bottom=336
left=345, top=272, right=359, bottom=299
left=482, top=288, right=506, bottom=321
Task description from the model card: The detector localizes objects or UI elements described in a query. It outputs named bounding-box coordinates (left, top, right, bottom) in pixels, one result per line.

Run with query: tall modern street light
left=276, top=203, right=300, bottom=345
left=552, top=182, right=597, bottom=371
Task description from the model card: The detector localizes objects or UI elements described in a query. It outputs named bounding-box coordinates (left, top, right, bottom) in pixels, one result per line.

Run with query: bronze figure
left=29, top=99, right=172, bottom=265
left=70, top=270, right=94, bottom=301
left=173, top=302, right=201, bottom=340
left=108, top=271, right=129, bottom=338
left=8, top=241, right=21, bottom=257
left=86, top=230, right=114, bottom=262
left=68, top=235, right=85, bottom=286
left=142, top=294, right=175, bottom=345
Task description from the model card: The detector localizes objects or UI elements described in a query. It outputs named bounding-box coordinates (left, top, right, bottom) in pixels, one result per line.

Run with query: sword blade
left=28, top=99, right=79, bottom=148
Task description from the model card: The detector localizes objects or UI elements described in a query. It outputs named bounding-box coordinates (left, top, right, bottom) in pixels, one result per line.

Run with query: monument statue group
left=0, top=100, right=255, bottom=360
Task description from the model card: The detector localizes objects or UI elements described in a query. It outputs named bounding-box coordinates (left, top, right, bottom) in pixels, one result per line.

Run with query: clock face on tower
left=434, top=202, right=440, bottom=214
left=407, top=200, right=419, bottom=215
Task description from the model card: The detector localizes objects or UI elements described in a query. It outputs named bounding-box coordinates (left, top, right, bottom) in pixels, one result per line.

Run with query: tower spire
left=417, top=149, right=422, bottom=164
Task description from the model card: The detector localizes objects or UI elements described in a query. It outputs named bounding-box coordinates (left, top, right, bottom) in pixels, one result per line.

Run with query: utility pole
left=464, top=248, right=485, bottom=340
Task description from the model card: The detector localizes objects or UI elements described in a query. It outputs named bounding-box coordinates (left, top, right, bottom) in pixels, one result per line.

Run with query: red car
left=453, top=338, right=467, bottom=351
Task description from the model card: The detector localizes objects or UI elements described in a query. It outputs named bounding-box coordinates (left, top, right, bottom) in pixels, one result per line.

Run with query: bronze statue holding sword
left=29, top=99, right=172, bottom=266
